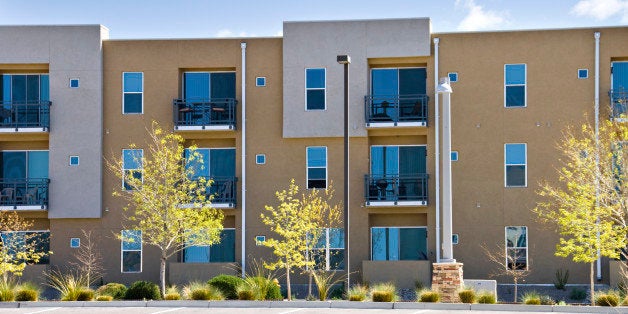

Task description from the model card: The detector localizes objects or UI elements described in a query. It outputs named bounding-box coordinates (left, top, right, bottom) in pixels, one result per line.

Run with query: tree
left=68, top=230, right=104, bottom=287
left=0, top=210, right=49, bottom=283
left=535, top=118, right=628, bottom=304
left=482, top=243, right=530, bottom=302
left=107, top=121, right=224, bottom=297
left=261, top=179, right=341, bottom=300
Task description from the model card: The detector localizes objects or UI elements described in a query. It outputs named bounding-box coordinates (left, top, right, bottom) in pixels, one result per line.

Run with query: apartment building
left=0, top=19, right=626, bottom=290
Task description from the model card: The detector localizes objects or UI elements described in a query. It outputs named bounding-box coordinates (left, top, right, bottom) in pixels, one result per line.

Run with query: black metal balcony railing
left=0, top=178, right=49, bottom=208
left=365, top=95, right=429, bottom=125
left=173, top=98, right=237, bottom=129
left=364, top=174, right=428, bottom=203
left=191, top=176, right=237, bottom=205
left=0, top=101, right=51, bottom=130
left=610, top=90, right=628, bottom=119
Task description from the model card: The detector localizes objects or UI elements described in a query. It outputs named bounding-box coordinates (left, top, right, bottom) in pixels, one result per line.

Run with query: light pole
left=436, top=77, right=454, bottom=262
left=337, top=54, right=350, bottom=288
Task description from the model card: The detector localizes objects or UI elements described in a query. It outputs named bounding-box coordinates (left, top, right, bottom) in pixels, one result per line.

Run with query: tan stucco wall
left=363, top=260, right=432, bottom=289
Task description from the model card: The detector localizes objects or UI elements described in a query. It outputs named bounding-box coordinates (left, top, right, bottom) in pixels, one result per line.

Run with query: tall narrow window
left=305, top=68, right=326, bottom=110
left=371, top=227, right=428, bottom=261
left=311, top=228, right=345, bottom=270
left=121, top=230, right=142, bottom=273
left=504, top=64, right=526, bottom=107
left=123, top=72, right=143, bottom=114
left=306, top=146, right=327, bottom=189
left=184, top=229, right=236, bottom=263
left=122, top=149, right=143, bottom=190
left=505, top=226, right=527, bottom=270
left=505, top=143, right=527, bottom=187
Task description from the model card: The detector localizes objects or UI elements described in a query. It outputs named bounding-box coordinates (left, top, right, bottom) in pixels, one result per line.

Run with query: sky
left=0, top=0, right=626, bottom=39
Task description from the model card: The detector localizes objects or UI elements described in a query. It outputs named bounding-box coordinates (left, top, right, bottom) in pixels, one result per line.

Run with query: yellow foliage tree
left=0, top=211, right=49, bottom=283
left=108, top=121, right=224, bottom=296
left=536, top=118, right=627, bottom=304
left=261, top=179, right=341, bottom=300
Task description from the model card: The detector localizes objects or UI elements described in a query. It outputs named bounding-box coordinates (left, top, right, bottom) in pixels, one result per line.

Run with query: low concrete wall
left=609, top=260, right=627, bottom=289
left=20, top=264, right=49, bottom=286
left=362, top=260, right=431, bottom=289
left=168, top=262, right=238, bottom=285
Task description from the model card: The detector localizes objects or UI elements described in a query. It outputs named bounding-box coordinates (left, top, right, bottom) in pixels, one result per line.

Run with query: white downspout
left=433, top=37, right=441, bottom=263
left=240, top=42, right=247, bottom=278
left=594, top=32, right=601, bottom=281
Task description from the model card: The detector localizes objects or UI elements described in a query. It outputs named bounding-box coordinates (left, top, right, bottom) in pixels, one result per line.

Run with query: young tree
left=0, top=211, right=49, bottom=283
left=107, top=121, right=224, bottom=296
left=535, top=118, right=628, bottom=304
left=68, top=230, right=104, bottom=287
left=261, top=179, right=341, bottom=300
left=482, top=243, right=531, bottom=302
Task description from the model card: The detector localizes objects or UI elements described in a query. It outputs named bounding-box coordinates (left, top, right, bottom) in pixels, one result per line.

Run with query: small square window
left=578, top=69, right=588, bottom=79
left=448, top=72, right=458, bottom=83
left=70, top=238, right=80, bottom=248
left=256, top=77, right=266, bottom=87
left=69, top=155, right=80, bottom=166
left=452, top=234, right=459, bottom=245
left=69, top=78, right=80, bottom=88
left=451, top=151, right=459, bottom=162
left=256, top=154, right=266, bottom=165
left=255, top=235, right=265, bottom=245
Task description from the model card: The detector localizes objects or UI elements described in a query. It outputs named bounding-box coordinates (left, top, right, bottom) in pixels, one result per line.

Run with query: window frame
left=1, top=73, right=50, bottom=103
left=505, top=226, right=528, bottom=271
left=305, top=68, right=326, bottom=111
left=0, top=230, right=50, bottom=264
left=122, top=149, right=143, bottom=190
left=504, top=64, right=527, bottom=108
left=504, top=143, right=527, bottom=188
left=70, top=237, right=80, bottom=248
left=309, top=227, right=345, bottom=271
left=121, top=229, right=142, bottom=273
left=255, top=154, right=266, bottom=165
left=370, top=226, right=428, bottom=261
left=122, top=72, right=144, bottom=114
left=0, top=149, right=50, bottom=178
left=306, top=146, right=327, bottom=189
left=183, top=228, right=236, bottom=263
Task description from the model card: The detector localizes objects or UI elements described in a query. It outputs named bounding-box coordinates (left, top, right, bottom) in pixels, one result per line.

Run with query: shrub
left=540, top=295, right=556, bottom=305
left=458, top=289, right=475, bottom=304
left=208, top=275, right=243, bottom=300
left=595, top=292, right=620, bottom=307
left=477, top=291, right=496, bottom=304
left=347, top=285, right=368, bottom=302
left=237, top=289, right=255, bottom=300
left=15, top=289, right=38, bottom=301
left=96, top=295, right=113, bottom=301
left=76, top=289, right=94, bottom=301
left=623, top=295, right=628, bottom=306
left=164, top=293, right=181, bottom=300
left=265, top=280, right=282, bottom=301
left=569, top=287, right=587, bottom=300
left=0, top=288, right=14, bottom=302
left=235, top=276, right=279, bottom=301
left=553, top=269, right=569, bottom=290
left=418, top=290, right=440, bottom=303
left=96, top=283, right=127, bottom=300
left=370, top=282, right=397, bottom=302
left=125, top=281, right=161, bottom=300
left=522, top=291, right=541, bottom=305
left=190, top=289, right=213, bottom=300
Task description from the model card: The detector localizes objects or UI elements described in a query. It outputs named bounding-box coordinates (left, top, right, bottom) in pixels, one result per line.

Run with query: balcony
left=610, top=90, right=628, bottom=121
left=186, top=176, right=237, bottom=209
left=0, top=101, right=51, bottom=132
left=364, top=174, right=428, bottom=207
left=173, top=98, right=237, bottom=131
left=365, top=95, right=428, bottom=128
left=0, top=178, right=49, bottom=210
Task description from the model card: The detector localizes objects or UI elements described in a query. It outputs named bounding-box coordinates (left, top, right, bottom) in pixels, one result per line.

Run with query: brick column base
left=431, top=262, right=463, bottom=303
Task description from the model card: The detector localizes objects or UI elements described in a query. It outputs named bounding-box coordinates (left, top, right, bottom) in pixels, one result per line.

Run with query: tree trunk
left=590, top=261, right=595, bottom=305
left=513, top=276, right=518, bottom=303
left=286, top=266, right=291, bottom=301
left=160, top=255, right=167, bottom=298
left=308, top=270, right=312, bottom=298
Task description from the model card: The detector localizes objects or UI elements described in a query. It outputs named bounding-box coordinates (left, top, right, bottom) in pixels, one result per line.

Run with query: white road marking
left=279, top=309, right=304, bottom=314
left=150, top=307, right=185, bottom=314
left=411, top=311, right=428, bottom=314
left=25, top=308, right=61, bottom=314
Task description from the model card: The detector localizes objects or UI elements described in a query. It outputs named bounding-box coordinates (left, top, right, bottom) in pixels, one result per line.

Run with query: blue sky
left=0, top=0, right=626, bottom=39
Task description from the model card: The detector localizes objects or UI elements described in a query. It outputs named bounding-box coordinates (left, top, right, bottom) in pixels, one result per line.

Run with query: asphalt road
left=0, top=308, right=601, bottom=314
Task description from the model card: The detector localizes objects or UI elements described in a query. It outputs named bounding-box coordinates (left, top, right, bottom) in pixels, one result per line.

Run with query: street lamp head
left=337, top=55, right=351, bottom=64
left=436, top=77, right=452, bottom=94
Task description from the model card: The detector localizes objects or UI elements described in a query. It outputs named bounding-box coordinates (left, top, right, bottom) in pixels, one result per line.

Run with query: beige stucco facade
left=1, top=20, right=627, bottom=291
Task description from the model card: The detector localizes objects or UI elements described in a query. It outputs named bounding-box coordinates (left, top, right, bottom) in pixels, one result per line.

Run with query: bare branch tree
left=482, top=243, right=531, bottom=302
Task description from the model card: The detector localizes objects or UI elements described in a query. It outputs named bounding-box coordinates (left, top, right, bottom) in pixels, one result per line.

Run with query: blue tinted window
left=123, top=72, right=143, bottom=114
left=123, top=73, right=143, bottom=92
left=306, top=68, right=325, bottom=110
left=70, top=156, right=79, bottom=166
left=372, top=69, right=398, bottom=96
left=256, top=77, right=266, bottom=87
left=28, top=151, right=48, bottom=178
left=121, top=230, right=141, bottom=272
left=69, top=78, right=79, bottom=88
left=505, top=64, right=526, bottom=107
left=371, top=227, right=427, bottom=261
left=578, top=69, right=588, bottom=79
left=123, top=149, right=142, bottom=170
left=505, top=144, right=527, bottom=187
left=448, top=72, right=458, bottom=83
left=306, top=69, right=325, bottom=88
left=256, top=154, right=266, bottom=164
left=307, top=146, right=327, bottom=188
left=184, top=229, right=235, bottom=263
left=122, top=230, right=141, bottom=251
left=70, top=238, right=80, bottom=248
left=307, top=147, right=326, bottom=167
left=451, top=151, right=459, bottom=161
left=505, top=144, right=526, bottom=164
left=40, top=75, right=49, bottom=101
left=505, top=64, right=526, bottom=85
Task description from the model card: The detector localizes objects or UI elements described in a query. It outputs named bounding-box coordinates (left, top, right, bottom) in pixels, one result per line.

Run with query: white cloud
left=215, top=29, right=254, bottom=38
left=571, top=0, right=628, bottom=22
left=456, top=0, right=508, bottom=31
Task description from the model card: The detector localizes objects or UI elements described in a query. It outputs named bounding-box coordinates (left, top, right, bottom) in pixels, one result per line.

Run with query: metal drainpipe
left=240, top=42, right=247, bottom=278
left=433, top=37, right=441, bottom=263
left=594, top=32, right=601, bottom=281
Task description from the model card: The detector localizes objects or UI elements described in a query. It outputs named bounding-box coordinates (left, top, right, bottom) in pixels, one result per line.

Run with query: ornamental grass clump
left=15, top=282, right=39, bottom=302
left=370, top=282, right=397, bottom=302
left=346, top=284, right=368, bottom=301
left=418, top=289, right=440, bottom=303
left=595, top=291, right=620, bottom=307
left=96, top=295, right=113, bottom=301
left=477, top=291, right=496, bottom=304
left=183, top=281, right=222, bottom=301
left=76, top=289, right=94, bottom=301
left=96, top=283, right=127, bottom=300
left=522, top=291, right=541, bottom=305
left=164, top=286, right=181, bottom=300
left=458, top=288, right=476, bottom=304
